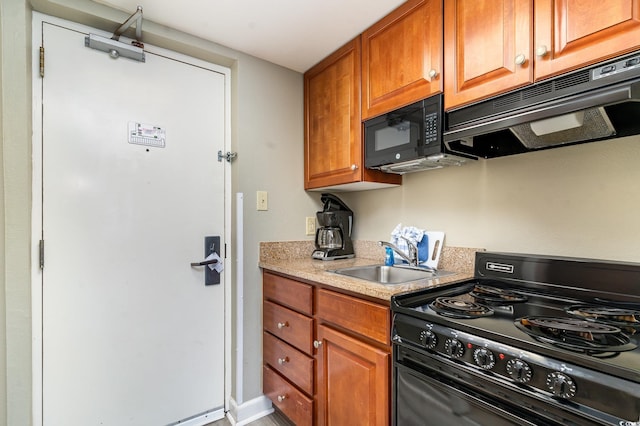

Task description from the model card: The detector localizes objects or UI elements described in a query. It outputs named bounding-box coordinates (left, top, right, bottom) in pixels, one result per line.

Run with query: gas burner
left=430, top=297, right=494, bottom=319
left=567, top=305, right=640, bottom=331
left=470, top=285, right=528, bottom=304
left=516, top=316, right=637, bottom=354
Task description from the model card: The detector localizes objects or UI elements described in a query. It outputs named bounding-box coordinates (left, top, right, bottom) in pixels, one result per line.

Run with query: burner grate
left=470, top=285, right=528, bottom=304
left=516, top=316, right=637, bottom=354
left=430, top=297, right=494, bottom=319
left=567, top=305, right=640, bottom=332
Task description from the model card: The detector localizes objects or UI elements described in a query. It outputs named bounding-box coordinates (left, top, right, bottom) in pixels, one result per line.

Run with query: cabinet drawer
left=264, top=301, right=314, bottom=355
left=263, top=272, right=313, bottom=315
left=263, top=332, right=314, bottom=395
left=264, top=365, right=313, bottom=426
left=316, top=289, right=390, bottom=345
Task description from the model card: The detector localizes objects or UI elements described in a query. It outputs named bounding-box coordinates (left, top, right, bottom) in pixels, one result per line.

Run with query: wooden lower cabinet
left=264, top=365, right=313, bottom=426
left=262, top=271, right=391, bottom=425
left=315, top=324, right=390, bottom=426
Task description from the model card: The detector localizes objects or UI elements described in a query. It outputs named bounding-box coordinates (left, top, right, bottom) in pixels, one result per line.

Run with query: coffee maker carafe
left=312, top=193, right=355, bottom=260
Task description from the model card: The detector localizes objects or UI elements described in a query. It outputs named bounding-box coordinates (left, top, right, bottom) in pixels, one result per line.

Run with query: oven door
left=393, top=345, right=597, bottom=426
left=395, top=364, right=545, bottom=426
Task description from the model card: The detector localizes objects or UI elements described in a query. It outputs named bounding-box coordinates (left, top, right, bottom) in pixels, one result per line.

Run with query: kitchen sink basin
left=330, top=265, right=456, bottom=285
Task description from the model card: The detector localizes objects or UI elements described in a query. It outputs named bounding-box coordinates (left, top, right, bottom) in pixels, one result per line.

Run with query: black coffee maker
left=312, top=193, right=355, bottom=260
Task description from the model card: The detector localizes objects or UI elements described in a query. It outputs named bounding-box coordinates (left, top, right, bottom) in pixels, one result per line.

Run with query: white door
left=35, top=17, right=228, bottom=426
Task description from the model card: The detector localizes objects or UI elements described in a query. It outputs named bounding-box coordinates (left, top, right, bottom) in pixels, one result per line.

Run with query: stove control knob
left=444, top=338, right=464, bottom=358
left=420, top=330, right=438, bottom=349
left=546, top=372, right=577, bottom=399
left=506, top=359, right=532, bottom=383
left=473, top=348, right=495, bottom=370
left=419, top=330, right=437, bottom=349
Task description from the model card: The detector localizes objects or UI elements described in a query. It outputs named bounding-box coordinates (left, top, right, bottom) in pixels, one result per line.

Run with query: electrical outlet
left=256, top=191, right=268, bottom=211
left=305, top=217, right=316, bottom=236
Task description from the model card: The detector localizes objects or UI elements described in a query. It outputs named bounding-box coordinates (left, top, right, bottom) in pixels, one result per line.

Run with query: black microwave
left=364, top=94, right=471, bottom=174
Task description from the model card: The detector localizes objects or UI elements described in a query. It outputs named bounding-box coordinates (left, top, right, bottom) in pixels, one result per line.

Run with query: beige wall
left=231, top=54, right=318, bottom=396
left=1, top=1, right=33, bottom=425
left=337, top=135, right=640, bottom=263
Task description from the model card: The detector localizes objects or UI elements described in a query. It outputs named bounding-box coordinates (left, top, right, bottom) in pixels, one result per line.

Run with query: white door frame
left=30, top=12, right=233, bottom=425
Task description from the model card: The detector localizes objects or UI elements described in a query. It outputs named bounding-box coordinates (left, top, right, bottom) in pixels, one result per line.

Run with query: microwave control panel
left=425, top=111, right=439, bottom=145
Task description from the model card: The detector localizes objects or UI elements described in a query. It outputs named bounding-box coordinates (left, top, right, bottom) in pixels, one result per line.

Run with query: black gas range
left=391, top=251, right=640, bottom=426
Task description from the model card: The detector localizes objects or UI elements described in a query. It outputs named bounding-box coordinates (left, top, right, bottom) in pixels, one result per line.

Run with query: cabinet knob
left=515, top=54, right=526, bottom=66
left=277, top=357, right=289, bottom=365
left=277, top=321, right=289, bottom=329
left=536, top=45, right=548, bottom=57
left=350, top=164, right=358, bottom=171
left=277, top=395, right=287, bottom=402
left=313, top=340, right=322, bottom=349
left=428, top=69, right=439, bottom=79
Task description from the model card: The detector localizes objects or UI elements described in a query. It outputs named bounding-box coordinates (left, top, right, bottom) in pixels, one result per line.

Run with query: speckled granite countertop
left=259, top=240, right=483, bottom=301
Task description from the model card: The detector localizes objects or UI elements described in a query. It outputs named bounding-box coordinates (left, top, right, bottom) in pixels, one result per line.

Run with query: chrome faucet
left=378, top=237, right=419, bottom=267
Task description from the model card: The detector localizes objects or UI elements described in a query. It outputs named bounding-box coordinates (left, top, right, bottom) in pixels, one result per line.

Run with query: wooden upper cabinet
left=533, top=0, right=640, bottom=80
left=304, top=38, right=401, bottom=190
left=445, top=0, right=640, bottom=110
left=361, top=0, right=443, bottom=120
left=444, top=0, right=533, bottom=110
left=305, top=38, right=361, bottom=189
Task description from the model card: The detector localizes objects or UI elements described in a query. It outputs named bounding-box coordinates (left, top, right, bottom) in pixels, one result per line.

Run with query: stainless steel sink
left=330, top=265, right=456, bottom=285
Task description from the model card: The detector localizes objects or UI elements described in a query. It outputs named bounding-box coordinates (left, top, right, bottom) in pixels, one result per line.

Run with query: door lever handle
left=190, top=259, right=219, bottom=267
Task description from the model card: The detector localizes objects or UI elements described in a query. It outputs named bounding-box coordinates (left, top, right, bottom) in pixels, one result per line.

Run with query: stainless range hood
left=443, top=51, right=640, bottom=159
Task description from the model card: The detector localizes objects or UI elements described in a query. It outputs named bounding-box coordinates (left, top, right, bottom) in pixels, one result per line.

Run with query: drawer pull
left=278, top=357, right=289, bottom=365
left=277, top=394, right=287, bottom=402
left=277, top=321, right=289, bottom=329
left=313, top=340, right=322, bottom=349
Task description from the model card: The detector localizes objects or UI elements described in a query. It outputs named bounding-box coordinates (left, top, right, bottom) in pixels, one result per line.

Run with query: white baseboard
left=170, top=408, right=225, bottom=426
left=226, top=395, right=274, bottom=426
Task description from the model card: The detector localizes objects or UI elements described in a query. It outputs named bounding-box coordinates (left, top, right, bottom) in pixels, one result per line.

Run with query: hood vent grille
left=493, top=91, right=522, bottom=108
left=491, top=70, right=592, bottom=111
left=554, top=70, right=590, bottom=91
left=522, top=81, right=553, bottom=99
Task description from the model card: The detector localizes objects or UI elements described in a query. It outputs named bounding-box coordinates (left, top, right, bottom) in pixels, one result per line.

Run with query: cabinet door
left=444, top=0, right=533, bottom=110
left=316, top=324, right=390, bottom=426
left=304, top=38, right=362, bottom=189
left=361, top=0, right=443, bottom=120
left=534, top=0, right=640, bottom=80
left=304, top=38, right=401, bottom=190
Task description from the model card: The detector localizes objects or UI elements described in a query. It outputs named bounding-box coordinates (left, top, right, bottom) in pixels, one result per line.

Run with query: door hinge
left=39, top=239, right=45, bottom=269
left=218, top=150, right=237, bottom=163
left=39, top=47, right=45, bottom=78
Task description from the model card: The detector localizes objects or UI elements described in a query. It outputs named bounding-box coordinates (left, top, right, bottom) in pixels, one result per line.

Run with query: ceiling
left=94, top=0, right=406, bottom=73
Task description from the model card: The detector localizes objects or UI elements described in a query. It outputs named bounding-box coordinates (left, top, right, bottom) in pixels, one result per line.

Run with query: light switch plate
left=257, top=191, right=268, bottom=211
left=305, top=217, right=316, bottom=236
